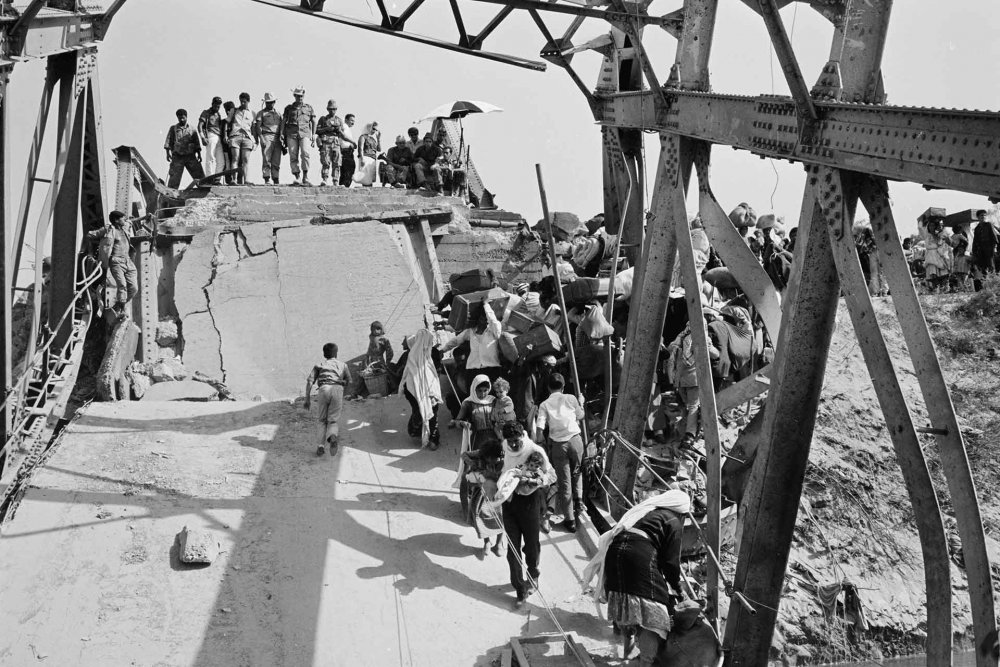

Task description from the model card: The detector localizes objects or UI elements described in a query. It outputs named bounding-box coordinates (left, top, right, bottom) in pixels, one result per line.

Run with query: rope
left=482, top=497, right=592, bottom=665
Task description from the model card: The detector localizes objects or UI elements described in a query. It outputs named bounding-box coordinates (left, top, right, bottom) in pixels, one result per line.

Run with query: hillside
left=760, top=282, right=1000, bottom=664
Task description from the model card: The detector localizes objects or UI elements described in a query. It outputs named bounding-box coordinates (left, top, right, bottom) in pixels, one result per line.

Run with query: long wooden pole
left=535, top=164, right=587, bottom=446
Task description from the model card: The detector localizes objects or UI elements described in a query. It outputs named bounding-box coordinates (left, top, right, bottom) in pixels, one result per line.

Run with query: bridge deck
left=0, top=398, right=613, bottom=666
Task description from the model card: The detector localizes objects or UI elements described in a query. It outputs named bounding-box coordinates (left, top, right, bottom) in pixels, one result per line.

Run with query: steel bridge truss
left=0, top=2, right=126, bottom=489
left=258, top=1, right=1000, bottom=666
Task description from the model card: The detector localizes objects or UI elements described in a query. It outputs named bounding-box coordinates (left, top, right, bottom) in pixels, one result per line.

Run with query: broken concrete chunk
left=177, top=527, right=219, bottom=564
left=142, top=380, right=219, bottom=402
left=150, top=357, right=189, bottom=383
left=130, top=373, right=151, bottom=399
left=156, top=320, right=179, bottom=346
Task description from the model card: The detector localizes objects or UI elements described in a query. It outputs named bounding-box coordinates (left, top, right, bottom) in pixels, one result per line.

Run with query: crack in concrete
left=272, top=230, right=292, bottom=365
left=204, top=231, right=227, bottom=384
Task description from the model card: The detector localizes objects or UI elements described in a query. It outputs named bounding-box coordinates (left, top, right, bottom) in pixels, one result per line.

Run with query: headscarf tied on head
left=399, top=329, right=442, bottom=446
left=467, top=374, right=494, bottom=404
left=582, top=489, right=691, bottom=603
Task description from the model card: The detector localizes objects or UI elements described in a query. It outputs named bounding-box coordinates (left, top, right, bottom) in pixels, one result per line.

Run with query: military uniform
left=380, top=145, right=413, bottom=187
left=164, top=122, right=205, bottom=188
left=316, top=114, right=344, bottom=184
left=253, top=106, right=283, bottom=183
left=88, top=222, right=138, bottom=307
left=282, top=101, right=315, bottom=180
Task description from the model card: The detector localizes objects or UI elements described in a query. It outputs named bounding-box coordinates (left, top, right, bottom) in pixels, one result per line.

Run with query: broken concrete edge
left=96, top=320, right=140, bottom=401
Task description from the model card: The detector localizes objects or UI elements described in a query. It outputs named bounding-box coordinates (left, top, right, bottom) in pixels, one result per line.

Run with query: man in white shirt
left=229, top=92, right=256, bottom=185
left=339, top=113, right=357, bottom=187
left=440, top=294, right=504, bottom=393
left=534, top=373, right=585, bottom=532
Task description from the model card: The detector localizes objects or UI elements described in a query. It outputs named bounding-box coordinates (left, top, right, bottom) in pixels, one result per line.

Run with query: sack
left=353, top=157, right=377, bottom=186
left=450, top=268, right=493, bottom=295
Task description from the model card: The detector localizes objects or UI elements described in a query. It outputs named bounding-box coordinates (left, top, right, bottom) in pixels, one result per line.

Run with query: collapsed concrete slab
left=161, top=186, right=544, bottom=400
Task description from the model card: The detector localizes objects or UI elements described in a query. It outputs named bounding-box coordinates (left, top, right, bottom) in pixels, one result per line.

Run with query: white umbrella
left=415, top=100, right=504, bottom=160
left=415, top=100, right=504, bottom=122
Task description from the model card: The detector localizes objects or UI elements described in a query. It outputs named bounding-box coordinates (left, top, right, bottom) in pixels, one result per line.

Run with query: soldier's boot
left=292, top=173, right=301, bottom=185
left=302, top=170, right=312, bottom=186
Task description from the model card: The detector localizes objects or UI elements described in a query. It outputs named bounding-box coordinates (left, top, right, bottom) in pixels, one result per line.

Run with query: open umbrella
left=416, top=100, right=503, bottom=122
left=416, top=100, right=504, bottom=158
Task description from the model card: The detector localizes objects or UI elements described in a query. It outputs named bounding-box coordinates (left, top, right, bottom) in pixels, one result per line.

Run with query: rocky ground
left=743, top=281, right=1000, bottom=665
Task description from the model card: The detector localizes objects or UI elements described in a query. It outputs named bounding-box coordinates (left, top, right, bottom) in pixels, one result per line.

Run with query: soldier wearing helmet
left=281, top=86, right=316, bottom=185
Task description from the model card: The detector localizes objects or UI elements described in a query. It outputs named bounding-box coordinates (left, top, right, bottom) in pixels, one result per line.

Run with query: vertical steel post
left=0, top=66, right=13, bottom=478
left=49, top=51, right=89, bottom=352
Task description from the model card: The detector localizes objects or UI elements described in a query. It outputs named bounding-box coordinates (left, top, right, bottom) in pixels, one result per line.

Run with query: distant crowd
left=162, top=87, right=467, bottom=197
left=902, top=209, right=999, bottom=293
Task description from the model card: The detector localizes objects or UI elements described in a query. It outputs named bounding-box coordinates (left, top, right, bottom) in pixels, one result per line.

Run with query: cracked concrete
left=174, top=220, right=429, bottom=399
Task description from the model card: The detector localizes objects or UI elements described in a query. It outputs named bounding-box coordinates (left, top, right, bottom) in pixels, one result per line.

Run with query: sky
left=7, top=0, right=1000, bottom=281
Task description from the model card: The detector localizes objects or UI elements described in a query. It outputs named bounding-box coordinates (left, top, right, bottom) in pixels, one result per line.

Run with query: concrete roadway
left=0, top=397, right=616, bottom=666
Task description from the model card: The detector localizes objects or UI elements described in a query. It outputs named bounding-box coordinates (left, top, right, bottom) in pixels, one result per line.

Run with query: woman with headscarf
left=398, top=329, right=442, bottom=450
left=453, top=374, right=499, bottom=513
left=583, top=489, right=692, bottom=666
left=708, top=304, right=755, bottom=387
left=354, top=122, right=381, bottom=186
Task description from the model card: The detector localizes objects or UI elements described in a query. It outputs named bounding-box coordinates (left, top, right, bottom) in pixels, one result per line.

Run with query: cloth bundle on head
left=729, top=202, right=757, bottom=229
left=582, top=489, right=691, bottom=602
left=398, top=329, right=442, bottom=445
left=571, top=236, right=603, bottom=269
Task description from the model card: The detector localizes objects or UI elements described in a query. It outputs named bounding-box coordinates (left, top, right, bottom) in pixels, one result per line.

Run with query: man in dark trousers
left=164, top=109, right=205, bottom=189
left=972, top=210, right=999, bottom=291
left=88, top=211, right=137, bottom=320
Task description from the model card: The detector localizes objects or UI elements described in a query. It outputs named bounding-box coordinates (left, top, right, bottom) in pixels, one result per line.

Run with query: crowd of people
left=902, top=208, right=1000, bottom=293
left=297, top=198, right=996, bottom=663
left=163, top=87, right=467, bottom=197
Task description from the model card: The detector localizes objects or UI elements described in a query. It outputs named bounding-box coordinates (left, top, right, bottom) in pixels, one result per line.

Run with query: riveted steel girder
left=596, top=90, right=1000, bottom=200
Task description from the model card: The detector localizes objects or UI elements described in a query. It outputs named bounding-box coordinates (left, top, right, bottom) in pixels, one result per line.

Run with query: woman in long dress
left=398, top=329, right=442, bottom=449
left=583, top=489, right=692, bottom=666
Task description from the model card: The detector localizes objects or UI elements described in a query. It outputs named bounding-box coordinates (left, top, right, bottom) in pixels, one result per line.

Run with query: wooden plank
left=500, top=647, right=514, bottom=667
left=715, top=365, right=771, bottom=413
left=675, top=175, right=722, bottom=619
left=510, top=637, right=530, bottom=667
left=820, top=166, right=952, bottom=665
left=861, top=177, right=998, bottom=666
left=419, top=218, right=446, bottom=303
left=564, top=634, right=596, bottom=667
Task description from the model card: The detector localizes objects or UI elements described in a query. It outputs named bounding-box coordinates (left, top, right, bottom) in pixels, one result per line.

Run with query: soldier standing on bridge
left=280, top=86, right=316, bottom=186
left=164, top=109, right=205, bottom=189
left=316, top=99, right=349, bottom=187
left=87, top=211, right=137, bottom=320
left=253, top=93, right=283, bottom=185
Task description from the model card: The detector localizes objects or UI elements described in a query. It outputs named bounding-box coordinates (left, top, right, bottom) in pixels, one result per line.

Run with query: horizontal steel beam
left=249, top=0, right=546, bottom=71
left=596, top=90, right=1000, bottom=199
left=470, top=0, right=674, bottom=28
left=1, top=8, right=106, bottom=61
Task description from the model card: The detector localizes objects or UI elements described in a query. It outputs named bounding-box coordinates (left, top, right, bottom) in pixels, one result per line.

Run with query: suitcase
left=505, top=309, right=539, bottom=334
left=513, top=323, right=562, bottom=361
left=449, top=288, right=510, bottom=331
left=449, top=268, right=493, bottom=296
left=561, top=277, right=614, bottom=305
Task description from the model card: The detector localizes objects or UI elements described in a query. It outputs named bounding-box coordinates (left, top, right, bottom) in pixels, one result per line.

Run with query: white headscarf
left=582, top=489, right=691, bottom=602
left=399, top=329, right=442, bottom=445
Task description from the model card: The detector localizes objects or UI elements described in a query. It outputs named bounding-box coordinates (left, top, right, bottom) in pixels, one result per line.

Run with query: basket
left=361, top=365, right=389, bottom=396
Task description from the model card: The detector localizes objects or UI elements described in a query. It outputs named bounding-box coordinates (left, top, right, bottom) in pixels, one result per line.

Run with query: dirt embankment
left=762, top=281, right=1000, bottom=665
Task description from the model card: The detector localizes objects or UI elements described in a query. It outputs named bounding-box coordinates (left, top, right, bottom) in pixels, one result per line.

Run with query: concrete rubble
left=177, top=527, right=219, bottom=565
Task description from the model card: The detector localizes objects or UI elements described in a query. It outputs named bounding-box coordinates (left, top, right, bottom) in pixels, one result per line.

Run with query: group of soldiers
left=163, top=87, right=362, bottom=188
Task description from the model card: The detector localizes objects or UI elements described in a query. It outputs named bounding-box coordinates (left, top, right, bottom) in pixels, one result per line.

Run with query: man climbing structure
left=88, top=210, right=137, bottom=320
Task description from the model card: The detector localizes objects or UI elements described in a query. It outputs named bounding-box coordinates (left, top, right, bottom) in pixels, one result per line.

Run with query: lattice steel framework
left=0, top=1, right=125, bottom=481
left=252, top=1, right=1000, bottom=665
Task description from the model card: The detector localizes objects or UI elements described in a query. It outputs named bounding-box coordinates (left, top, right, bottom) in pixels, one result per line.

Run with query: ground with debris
left=0, top=397, right=626, bottom=666
left=739, top=288, right=1000, bottom=665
